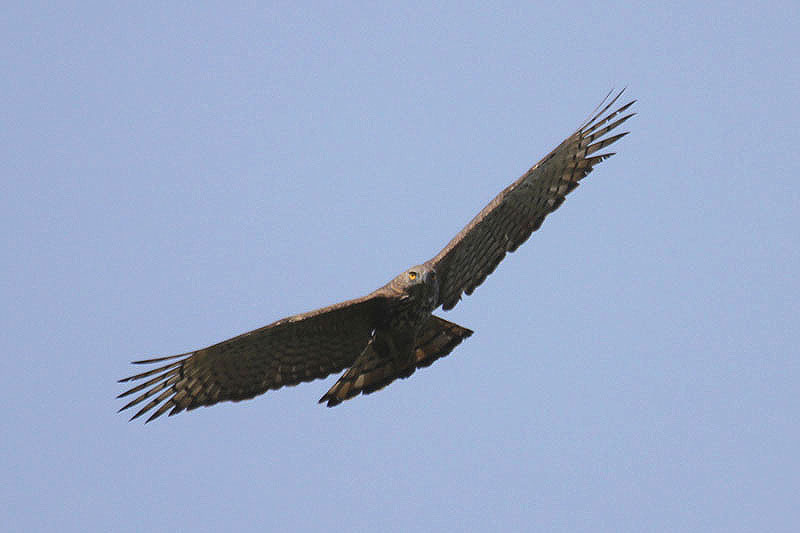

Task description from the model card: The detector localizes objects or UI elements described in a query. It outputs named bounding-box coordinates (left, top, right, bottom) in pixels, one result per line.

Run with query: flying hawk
left=118, top=90, right=635, bottom=422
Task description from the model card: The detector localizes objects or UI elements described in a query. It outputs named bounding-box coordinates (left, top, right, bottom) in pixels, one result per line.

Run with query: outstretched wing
left=427, top=90, right=635, bottom=311
left=118, top=294, right=385, bottom=422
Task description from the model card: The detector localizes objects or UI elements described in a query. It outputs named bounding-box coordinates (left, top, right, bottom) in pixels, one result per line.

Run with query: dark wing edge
left=427, top=89, right=636, bottom=311
left=117, top=294, right=385, bottom=423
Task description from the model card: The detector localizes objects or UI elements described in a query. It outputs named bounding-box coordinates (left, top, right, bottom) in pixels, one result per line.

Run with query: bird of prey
left=118, top=90, right=635, bottom=422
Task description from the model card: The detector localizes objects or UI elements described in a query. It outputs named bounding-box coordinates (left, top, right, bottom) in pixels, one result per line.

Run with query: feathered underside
left=427, top=89, right=635, bottom=311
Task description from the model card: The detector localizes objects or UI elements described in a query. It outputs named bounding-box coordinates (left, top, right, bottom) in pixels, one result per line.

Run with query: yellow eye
left=408, top=271, right=417, bottom=280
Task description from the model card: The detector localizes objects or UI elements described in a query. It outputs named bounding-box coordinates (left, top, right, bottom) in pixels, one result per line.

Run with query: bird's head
left=390, top=264, right=439, bottom=310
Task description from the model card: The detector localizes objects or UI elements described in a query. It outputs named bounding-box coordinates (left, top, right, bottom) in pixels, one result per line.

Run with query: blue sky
left=3, top=2, right=799, bottom=531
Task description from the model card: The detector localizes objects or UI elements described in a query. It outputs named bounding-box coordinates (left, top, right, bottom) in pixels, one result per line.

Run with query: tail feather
left=319, top=315, right=473, bottom=406
left=413, top=316, right=474, bottom=368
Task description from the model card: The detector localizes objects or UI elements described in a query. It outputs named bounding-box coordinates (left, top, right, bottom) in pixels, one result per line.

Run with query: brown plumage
left=118, top=90, right=635, bottom=422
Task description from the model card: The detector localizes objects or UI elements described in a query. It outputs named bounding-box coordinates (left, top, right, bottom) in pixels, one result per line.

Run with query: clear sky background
left=3, top=2, right=799, bottom=532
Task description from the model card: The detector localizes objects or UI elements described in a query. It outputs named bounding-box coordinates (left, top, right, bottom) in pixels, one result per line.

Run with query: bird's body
left=119, top=90, right=635, bottom=422
left=319, top=265, right=446, bottom=406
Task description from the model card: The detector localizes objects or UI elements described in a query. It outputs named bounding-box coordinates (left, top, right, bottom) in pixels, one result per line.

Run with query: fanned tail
left=319, top=315, right=473, bottom=406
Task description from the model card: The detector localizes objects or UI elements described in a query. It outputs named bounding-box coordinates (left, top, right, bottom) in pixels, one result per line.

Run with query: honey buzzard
left=118, top=90, right=635, bottom=422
